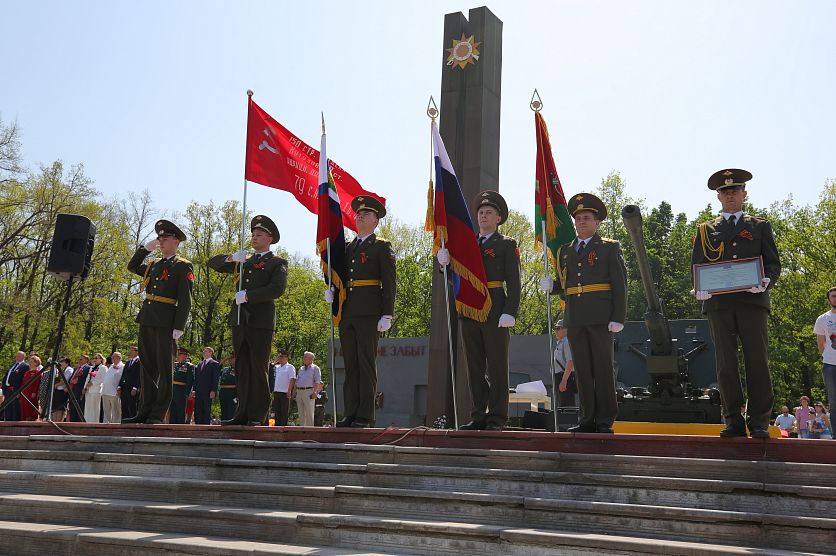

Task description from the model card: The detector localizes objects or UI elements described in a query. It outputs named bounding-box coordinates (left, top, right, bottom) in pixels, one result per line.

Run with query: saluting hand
left=144, top=239, right=160, bottom=251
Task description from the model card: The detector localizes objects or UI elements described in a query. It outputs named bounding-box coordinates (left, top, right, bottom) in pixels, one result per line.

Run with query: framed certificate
left=693, top=257, right=764, bottom=295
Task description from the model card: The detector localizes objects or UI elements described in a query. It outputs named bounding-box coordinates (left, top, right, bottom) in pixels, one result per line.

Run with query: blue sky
left=3, top=1, right=834, bottom=257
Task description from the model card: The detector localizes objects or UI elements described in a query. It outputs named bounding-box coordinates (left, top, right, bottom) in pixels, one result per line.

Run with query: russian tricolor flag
left=427, top=121, right=492, bottom=322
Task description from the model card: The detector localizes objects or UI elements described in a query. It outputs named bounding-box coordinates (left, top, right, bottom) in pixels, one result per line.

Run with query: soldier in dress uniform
left=325, top=196, right=396, bottom=429
left=169, top=348, right=194, bottom=424
left=438, top=191, right=521, bottom=431
left=540, top=193, right=627, bottom=433
left=691, top=169, right=780, bottom=438
left=209, top=215, right=288, bottom=426
left=218, top=353, right=238, bottom=422
left=124, top=220, right=194, bottom=424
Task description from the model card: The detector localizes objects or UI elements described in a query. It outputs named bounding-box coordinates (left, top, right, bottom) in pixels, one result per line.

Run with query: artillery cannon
left=618, top=205, right=721, bottom=423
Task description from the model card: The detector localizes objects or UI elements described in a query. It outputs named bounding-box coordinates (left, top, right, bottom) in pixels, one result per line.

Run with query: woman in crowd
left=20, top=355, right=42, bottom=421
left=83, top=353, right=107, bottom=423
left=794, top=395, right=815, bottom=439
left=50, top=357, right=74, bottom=422
left=809, top=402, right=832, bottom=440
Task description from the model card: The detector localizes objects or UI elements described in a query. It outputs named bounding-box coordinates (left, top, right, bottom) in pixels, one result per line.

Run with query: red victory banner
left=244, top=98, right=383, bottom=232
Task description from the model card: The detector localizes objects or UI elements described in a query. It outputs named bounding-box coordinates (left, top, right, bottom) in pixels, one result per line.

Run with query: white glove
left=377, top=315, right=393, bottom=332
left=436, top=248, right=450, bottom=267
left=324, top=287, right=334, bottom=304
left=539, top=277, right=554, bottom=293
left=498, top=314, right=515, bottom=328
left=692, top=289, right=712, bottom=301
left=230, top=250, right=248, bottom=263
left=172, top=329, right=184, bottom=340
left=144, top=239, right=160, bottom=251
left=608, top=322, right=624, bottom=333
left=748, top=276, right=771, bottom=294
left=235, top=290, right=247, bottom=305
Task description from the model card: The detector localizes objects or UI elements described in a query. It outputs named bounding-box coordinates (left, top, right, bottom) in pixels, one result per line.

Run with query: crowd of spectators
left=1, top=348, right=331, bottom=427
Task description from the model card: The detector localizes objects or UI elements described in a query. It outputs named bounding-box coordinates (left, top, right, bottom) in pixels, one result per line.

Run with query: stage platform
left=0, top=421, right=832, bottom=464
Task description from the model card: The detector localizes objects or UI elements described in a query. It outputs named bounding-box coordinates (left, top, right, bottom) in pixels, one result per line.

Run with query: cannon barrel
left=621, top=205, right=673, bottom=357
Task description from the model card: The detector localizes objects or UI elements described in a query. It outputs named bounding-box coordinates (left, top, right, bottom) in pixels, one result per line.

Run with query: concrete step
left=0, top=519, right=395, bottom=556
left=9, top=435, right=836, bottom=487
left=0, top=519, right=823, bottom=556
left=0, top=449, right=832, bottom=519
left=0, top=492, right=832, bottom=554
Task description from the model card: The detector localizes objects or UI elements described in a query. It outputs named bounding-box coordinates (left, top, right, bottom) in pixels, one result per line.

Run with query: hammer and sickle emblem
left=258, top=128, right=279, bottom=154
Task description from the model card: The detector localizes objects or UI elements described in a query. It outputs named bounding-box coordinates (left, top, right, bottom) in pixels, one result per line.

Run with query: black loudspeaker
left=47, top=214, right=96, bottom=281
left=522, top=409, right=556, bottom=432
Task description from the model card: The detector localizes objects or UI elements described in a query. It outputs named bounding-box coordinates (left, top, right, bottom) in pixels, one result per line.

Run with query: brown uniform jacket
left=208, top=252, right=288, bottom=329
left=552, top=234, right=627, bottom=327
left=342, top=234, right=396, bottom=319
left=474, top=232, right=521, bottom=322
left=128, top=247, right=194, bottom=331
left=690, top=214, right=781, bottom=312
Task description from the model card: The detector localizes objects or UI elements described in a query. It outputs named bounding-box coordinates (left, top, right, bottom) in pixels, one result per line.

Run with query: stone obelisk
left=426, top=6, right=502, bottom=426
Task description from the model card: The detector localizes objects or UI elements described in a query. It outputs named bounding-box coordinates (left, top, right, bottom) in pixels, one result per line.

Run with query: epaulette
left=600, top=238, right=618, bottom=244
left=175, top=256, right=192, bottom=264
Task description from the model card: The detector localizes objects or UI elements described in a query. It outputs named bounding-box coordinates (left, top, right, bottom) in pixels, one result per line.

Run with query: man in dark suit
left=67, top=355, right=90, bottom=422
left=193, top=346, right=221, bottom=425
left=438, top=191, right=521, bottom=431
left=209, top=215, right=287, bottom=426
left=118, top=347, right=141, bottom=419
left=691, top=169, right=781, bottom=438
left=325, top=196, right=396, bottom=429
left=124, top=220, right=194, bottom=424
left=541, top=193, right=628, bottom=434
left=2, top=351, right=29, bottom=421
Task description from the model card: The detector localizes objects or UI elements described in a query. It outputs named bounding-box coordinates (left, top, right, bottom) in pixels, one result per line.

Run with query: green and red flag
left=533, top=111, right=575, bottom=265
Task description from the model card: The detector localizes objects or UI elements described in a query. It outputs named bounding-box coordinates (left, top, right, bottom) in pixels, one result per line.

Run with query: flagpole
left=542, top=220, right=558, bottom=433
left=531, top=90, right=558, bottom=433
left=323, top=113, right=339, bottom=427
left=238, top=90, right=254, bottom=326
left=326, top=236, right=338, bottom=426
left=428, top=99, right=458, bottom=430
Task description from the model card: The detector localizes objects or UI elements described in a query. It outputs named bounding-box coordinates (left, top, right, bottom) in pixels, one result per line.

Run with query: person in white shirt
left=271, top=351, right=296, bottom=426
left=773, top=406, right=797, bottom=437
left=83, top=353, right=107, bottom=423
left=295, top=352, right=322, bottom=427
left=100, top=352, right=124, bottom=423
left=814, top=286, right=836, bottom=409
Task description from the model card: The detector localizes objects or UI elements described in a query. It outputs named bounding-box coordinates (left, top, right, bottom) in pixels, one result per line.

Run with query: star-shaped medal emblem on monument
left=446, top=34, right=481, bottom=70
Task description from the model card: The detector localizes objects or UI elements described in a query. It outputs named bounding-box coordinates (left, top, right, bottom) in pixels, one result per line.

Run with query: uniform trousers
left=169, top=390, right=188, bottom=424
left=295, top=388, right=316, bottom=427
left=220, top=393, right=237, bottom=421
left=271, top=392, right=290, bottom=426
left=84, top=391, right=102, bottom=423
left=231, top=325, right=272, bottom=423
left=137, top=325, right=175, bottom=421
left=567, top=324, right=618, bottom=428
left=707, top=304, right=774, bottom=429
left=339, top=316, right=380, bottom=422
left=101, top=395, right=121, bottom=423
left=461, top=317, right=510, bottom=427
left=193, top=394, right=211, bottom=424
